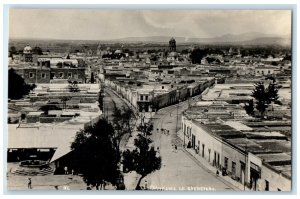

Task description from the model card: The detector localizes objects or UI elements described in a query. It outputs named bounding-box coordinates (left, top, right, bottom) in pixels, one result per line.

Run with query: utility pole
left=175, top=89, right=181, bottom=137
left=183, top=118, right=186, bottom=148
left=175, top=100, right=181, bottom=137
left=106, top=105, right=109, bottom=121
left=244, top=143, right=247, bottom=191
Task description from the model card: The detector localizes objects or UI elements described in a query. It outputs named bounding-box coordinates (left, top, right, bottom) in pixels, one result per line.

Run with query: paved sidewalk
left=141, top=104, right=236, bottom=191
left=177, top=132, right=251, bottom=191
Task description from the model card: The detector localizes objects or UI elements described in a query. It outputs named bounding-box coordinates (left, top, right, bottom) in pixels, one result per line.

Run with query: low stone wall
left=40, top=117, right=72, bottom=123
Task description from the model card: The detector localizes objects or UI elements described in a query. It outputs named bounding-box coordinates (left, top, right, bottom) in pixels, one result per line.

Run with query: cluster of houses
left=7, top=39, right=292, bottom=191
left=179, top=82, right=291, bottom=191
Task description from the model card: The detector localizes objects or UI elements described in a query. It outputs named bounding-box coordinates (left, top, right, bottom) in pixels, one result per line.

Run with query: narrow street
left=103, top=88, right=130, bottom=122
left=103, top=88, right=138, bottom=150
left=103, top=87, right=238, bottom=191
left=144, top=98, right=238, bottom=191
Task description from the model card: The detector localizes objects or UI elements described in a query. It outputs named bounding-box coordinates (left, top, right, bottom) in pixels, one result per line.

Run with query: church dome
left=23, top=45, right=32, bottom=54
left=115, top=49, right=122, bottom=54
left=169, top=52, right=178, bottom=57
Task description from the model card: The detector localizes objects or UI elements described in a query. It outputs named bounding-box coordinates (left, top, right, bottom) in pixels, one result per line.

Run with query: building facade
left=169, top=37, right=176, bottom=52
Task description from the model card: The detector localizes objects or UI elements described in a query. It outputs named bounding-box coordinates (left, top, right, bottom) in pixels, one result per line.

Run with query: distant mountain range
left=10, top=32, right=291, bottom=47
left=113, top=32, right=291, bottom=46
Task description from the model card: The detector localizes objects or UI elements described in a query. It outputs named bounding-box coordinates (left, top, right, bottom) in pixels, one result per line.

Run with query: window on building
left=29, top=72, right=34, bottom=78
left=41, top=73, right=46, bottom=79
left=145, top=95, right=148, bottom=101
left=140, top=95, right=144, bottom=101
left=59, top=72, right=64, bottom=78
left=257, top=71, right=260, bottom=73
left=213, top=151, right=217, bottom=166
left=268, top=70, right=271, bottom=74
left=51, top=72, right=55, bottom=79
left=68, top=72, right=72, bottom=78
left=232, top=161, right=236, bottom=177
left=224, top=157, right=228, bottom=170
left=265, top=180, right=269, bottom=191
left=202, top=144, right=205, bottom=158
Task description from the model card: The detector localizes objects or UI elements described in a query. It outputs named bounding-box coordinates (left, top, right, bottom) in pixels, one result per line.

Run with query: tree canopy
left=8, top=68, right=36, bottom=100
left=32, top=46, right=43, bottom=55
left=9, top=46, right=17, bottom=57
left=122, top=121, right=161, bottom=190
left=70, top=118, right=121, bottom=189
left=190, top=48, right=208, bottom=64
left=252, top=81, right=279, bottom=119
left=112, top=106, right=136, bottom=160
left=244, top=99, right=254, bottom=116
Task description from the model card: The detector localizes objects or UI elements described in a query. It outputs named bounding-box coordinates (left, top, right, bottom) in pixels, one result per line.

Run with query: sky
left=9, top=9, right=292, bottom=40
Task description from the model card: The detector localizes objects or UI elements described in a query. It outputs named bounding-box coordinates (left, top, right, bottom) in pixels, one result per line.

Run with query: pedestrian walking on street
left=145, top=180, right=148, bottom=190
left=28, top=178, right=32, bottom=189
left=103, top=181, right=107, bottom=190
left=64, top=166, right=68, bottom=175
left=175, top=145, right=178, bottom=153
left=171, top=144, right=174, bottom=152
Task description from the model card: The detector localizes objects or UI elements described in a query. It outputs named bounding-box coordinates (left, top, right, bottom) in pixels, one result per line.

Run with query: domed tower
left=169, top=37, right=176, bottom=52
left=96, top=43, right=102, bottom=56
left=23, top=44, right=33, bottom=62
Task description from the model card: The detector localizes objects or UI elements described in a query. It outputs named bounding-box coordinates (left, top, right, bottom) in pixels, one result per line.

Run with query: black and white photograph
left=4, top=7, right=294, bottom=193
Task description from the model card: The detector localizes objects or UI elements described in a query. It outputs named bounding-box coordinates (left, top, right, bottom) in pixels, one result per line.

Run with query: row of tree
left=70, top=106, right=161, bottom=190
left=9, top=46, right=44, bottom=57
left=245, top=79, right=279, bottom=119
left=8, top=69, right=81, bottom=100
left=8, top=69, right=36, bottom=100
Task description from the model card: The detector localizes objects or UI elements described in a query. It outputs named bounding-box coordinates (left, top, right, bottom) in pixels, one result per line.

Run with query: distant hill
left=113, top=32, right=291, bottom=46
left=9, top=32, right=291, bottom=47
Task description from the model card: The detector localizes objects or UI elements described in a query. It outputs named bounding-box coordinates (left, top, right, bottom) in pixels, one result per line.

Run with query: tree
left=98, top=91, right=104, bottom=111
left=122, top=121, right=161, bottom=190
left=61, top=96, right=71, bottom=110
left=252, top=82, right=269, bottom=119
left=252, top=81, right=279, bottom=119
left=70, top=118, right=121, bottom=189
left=68, top=81, right=80, bottom=92
left=8, top=68, right=36, bottom=100
left=91, top=72, right=95, bottom=83
left=112, top=106, right=136, bottom=160
left=244, top=99, right=254, bottom=116
left=150, top=98, right=160, bottom=112
left=32, top=46, right=43, bottom=55
left=267, top=82, right=279, bottom=104
left=190, top=48, right=208, bottom=64
left=9, top=46, right=17, bottom=57
left=136, top=120, right=153, bottom=137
